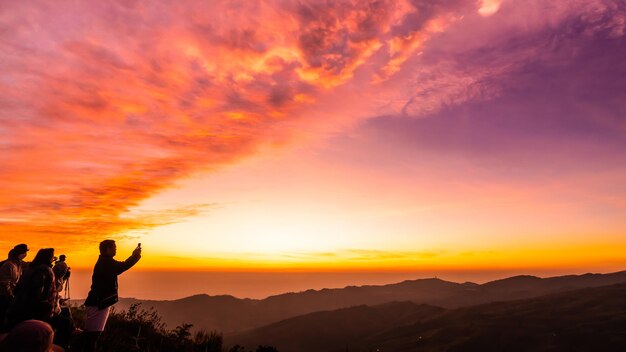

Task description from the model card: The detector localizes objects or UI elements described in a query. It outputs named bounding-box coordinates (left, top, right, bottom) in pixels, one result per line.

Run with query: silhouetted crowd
left=0, top=244, right=71, bottom=351
left=0, top=240, right=141, bottom=352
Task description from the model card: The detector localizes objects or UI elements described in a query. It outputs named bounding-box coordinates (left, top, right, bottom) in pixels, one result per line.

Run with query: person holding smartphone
left=82, top=240, right=141, bottom=352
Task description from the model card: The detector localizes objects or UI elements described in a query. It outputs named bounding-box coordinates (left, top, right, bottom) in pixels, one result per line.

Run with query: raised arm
left=112, top=247, right=142, bottom=275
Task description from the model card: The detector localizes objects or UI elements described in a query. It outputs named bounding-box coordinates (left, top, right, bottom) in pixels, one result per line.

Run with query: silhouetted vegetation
left=70, top=303, right=225, bottom=352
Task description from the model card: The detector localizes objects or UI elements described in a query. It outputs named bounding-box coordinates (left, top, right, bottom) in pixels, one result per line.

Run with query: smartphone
left=137, top=243, right=141, bottom=249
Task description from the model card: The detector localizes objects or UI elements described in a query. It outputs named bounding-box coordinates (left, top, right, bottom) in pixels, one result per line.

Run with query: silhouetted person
left=0, top=244, right=29, bottom=271
left=52, top=255, right=70, bottom=294
left=0, top=244, right=29, bottom=331
left=7, top=248, right=57, bottom=327
left=51, top=254, right=73, bottom=349
left=7, top=248, right=73, bottom=350
left=82, top=240, right=141, bottom=352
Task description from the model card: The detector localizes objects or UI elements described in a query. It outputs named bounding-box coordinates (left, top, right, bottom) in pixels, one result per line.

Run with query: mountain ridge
left=99, top=270, right=626, bottom=333
left=227, top=283, right=626, bottom=351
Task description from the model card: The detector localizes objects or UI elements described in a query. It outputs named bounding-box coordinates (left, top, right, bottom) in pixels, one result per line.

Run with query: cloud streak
left=0, top=0, right=458, bottom=246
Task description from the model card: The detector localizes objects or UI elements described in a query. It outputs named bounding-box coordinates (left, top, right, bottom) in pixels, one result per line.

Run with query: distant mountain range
left=107, top=270, right=626, bottom=334
left=228, top=283, right=626, bottom=351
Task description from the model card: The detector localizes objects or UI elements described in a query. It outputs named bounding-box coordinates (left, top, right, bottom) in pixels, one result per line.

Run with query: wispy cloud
left=272, top=248, right=447, bottom=262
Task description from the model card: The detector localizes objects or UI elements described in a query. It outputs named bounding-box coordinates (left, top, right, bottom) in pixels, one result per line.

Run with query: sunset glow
left=1, top=0, right=625, bottom=282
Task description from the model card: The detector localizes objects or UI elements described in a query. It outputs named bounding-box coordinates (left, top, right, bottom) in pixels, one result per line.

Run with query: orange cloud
left=1, top=0, right=464, bottom=248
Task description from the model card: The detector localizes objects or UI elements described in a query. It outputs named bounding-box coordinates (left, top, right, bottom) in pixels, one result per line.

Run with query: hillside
left=228, top=283, right=626, bottom=351
left=225, top=302, right=444, bottom=351
left=109, top=270, right=626, bottom=333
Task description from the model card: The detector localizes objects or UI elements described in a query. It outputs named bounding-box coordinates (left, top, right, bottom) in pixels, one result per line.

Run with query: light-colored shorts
left=84, top=305, right=111, bottom=332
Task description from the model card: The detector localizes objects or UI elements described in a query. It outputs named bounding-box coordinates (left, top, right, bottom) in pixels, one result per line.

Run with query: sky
left=1, top=0, right=626, bottom=278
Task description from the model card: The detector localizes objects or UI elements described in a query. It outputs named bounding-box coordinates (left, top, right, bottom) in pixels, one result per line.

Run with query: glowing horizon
left=1, top=0, right=625, bottom=274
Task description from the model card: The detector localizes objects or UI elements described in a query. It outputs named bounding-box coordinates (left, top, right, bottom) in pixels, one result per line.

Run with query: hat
left=13, top=244, right=29, bottom=254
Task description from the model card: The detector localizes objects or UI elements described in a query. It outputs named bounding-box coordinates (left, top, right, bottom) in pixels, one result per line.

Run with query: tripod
left=61, top=276, right=73, bottom=320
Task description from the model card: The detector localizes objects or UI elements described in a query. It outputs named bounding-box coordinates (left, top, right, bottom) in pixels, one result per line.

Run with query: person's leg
left=81, top=331, right=101, bottom=352
left=82, top=306, right=110, bottom=352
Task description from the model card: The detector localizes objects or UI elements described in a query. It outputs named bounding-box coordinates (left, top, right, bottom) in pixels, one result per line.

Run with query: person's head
left=58, top=254, right=66, bottom=262
left=8, top=248, right=19, bottom=260
left=13, top=243, right=29, bottom=260
left=30, top=248, right=55, bottom=268
left=0, top=319, right=58, bottom=352
left=99, top=240, right=117, bottom=257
